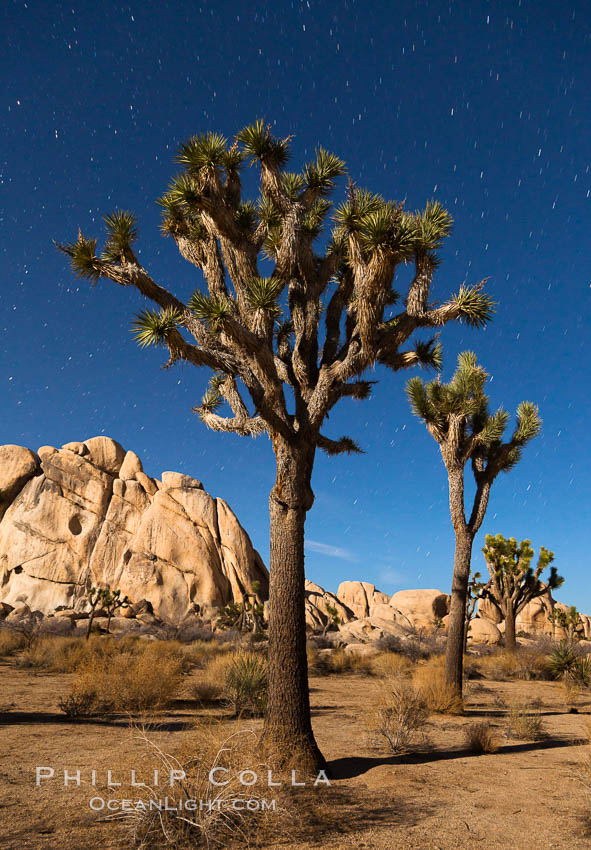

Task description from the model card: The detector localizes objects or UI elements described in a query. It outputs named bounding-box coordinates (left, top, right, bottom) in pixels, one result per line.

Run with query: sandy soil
left=1, top=660, right=591, bottom=849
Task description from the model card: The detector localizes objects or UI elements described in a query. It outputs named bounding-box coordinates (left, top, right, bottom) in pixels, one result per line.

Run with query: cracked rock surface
left=0, top=437, right=268, bottom=622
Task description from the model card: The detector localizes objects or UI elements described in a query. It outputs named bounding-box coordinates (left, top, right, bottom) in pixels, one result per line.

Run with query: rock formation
left=0, top=437, right=268, bottom=622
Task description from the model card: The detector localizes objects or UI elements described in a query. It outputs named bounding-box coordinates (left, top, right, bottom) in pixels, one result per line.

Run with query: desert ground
left=2, top=636, right=591, bottom=850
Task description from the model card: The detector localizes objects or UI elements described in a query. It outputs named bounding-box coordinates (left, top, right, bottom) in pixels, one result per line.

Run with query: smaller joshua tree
left=322, top=601, right=342, bottom=636
left=548, top=605, right=582, bottom=643
left=85, top=585, right=131, bottom=638
left=218, top=581, right=265, bottom=634
left=101, top=588, right=131, bottom=633
left=464, top=570, right=490, bottom=651
left=481, top=535, right=563, bottom=650
left=85, top=586, right=103, bottom=640
left=406, top=351, right=541, bottom=693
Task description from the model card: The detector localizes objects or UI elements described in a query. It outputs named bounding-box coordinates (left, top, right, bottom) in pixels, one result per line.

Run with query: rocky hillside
left=1, top=437, right=587, bottom=646
left=0, top=437, right=267, bottom=622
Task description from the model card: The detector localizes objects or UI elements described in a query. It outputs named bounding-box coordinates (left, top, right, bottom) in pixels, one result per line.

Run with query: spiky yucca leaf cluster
left=188, top=291, right=234, bottom=331
left=334, top=189, right=432, bottom=260
left=449, top=283, right=496, bottom=329
left=236, top=119, right=290, bottom=166
left=246, top=277, right=283, bottom=315
left=57, top=235, right=102, bottom=281
left=303, top=147, right=346, bottom=196
left=414, top=200, right=453, bottom=253
left=131, top=306, right=182, bottom=348
left=406, top=351, right=541, bottom=471
left=102, top=210, right=138, bottom=261
left=176, top=132, right=245, bottom=174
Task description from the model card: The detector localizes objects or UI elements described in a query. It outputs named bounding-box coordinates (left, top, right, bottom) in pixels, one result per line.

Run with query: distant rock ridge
left=0, top=437, right=268, bottom=622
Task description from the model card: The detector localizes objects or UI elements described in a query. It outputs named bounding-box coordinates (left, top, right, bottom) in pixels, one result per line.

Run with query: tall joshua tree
left=481, top=534, right=563, bottom=650
left=406, top=352, right=541, bottom=693
left=57, top=121, right=493, bottom=768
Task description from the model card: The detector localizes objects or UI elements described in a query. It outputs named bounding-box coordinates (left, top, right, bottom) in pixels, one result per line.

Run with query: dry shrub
left=202, top=650, right=236, bottom=684
left=59, top=645, right=184, bottom=717
left=474, top=647, right=550, bottom=682
left=182, top=639, right=230, bottom=670
left=191, top=679, right=225, bottom=705
left=114, top=723, right=331, bottom=849
left=463, top=721, right=499, bottom=753
left=561, top=678, right=585, bottom=711
left=307, top=647, right=373, bottom=676
left=367, top=679, right=429, bottom=753
left=0, top=628, right=27, bottom=657
left=18, top=635, right=89, bottom=671
left=413, top=657, right=463, bottom=714
left=507, top=702, right=545, bottom=740
left=370, top=652, right=414, bottom=679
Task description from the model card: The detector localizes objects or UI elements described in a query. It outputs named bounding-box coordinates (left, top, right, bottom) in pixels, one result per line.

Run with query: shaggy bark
left=445, top=530, right=474, bottom=691
left=504, top=605, right=516, bottom=651
left=265, top=438, right=323, bottom=766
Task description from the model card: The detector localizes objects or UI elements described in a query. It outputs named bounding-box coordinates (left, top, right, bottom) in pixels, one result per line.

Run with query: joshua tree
left=481, top=535, right=564, bottom=650
left=464, top=570, right=490, bottom=651
left=548, top=605, right=581, bottom=643
left=406, top=352, right=541, bottom=693
left=322, top=601, right=342, bottom=636
left=101, top=587, right=131, bottom=633
left=85, top=586, right=104, bottom=640
left=58, top=121, right=493, bottom=768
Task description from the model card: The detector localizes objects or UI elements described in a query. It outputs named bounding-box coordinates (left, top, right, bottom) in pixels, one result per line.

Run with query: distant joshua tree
left=58, top=121, right=493, bottom=768
left=548, top=605, right=582, bottom=643
left=481, top=534, right=564, bottom=650
left=407, top=352, right=541, bottom=692
left=464, top=570, right=489, bottom=651
left=84, top=585, right=130, bottom=638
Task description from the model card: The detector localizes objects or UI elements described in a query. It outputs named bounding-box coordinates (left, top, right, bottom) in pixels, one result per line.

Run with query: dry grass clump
left=367, top=679, right=429, bottom=753
left=181, top=639, right=231, bottom=670
left=412, top=657, right=463, bottom=714
left=115, top=723, right=332, bottom=849
left=506, top=701, right=546, bottom=740
left=59, top=644, right=184, bottom=717
left=16, top=633, right=225, bottom=676
left=473, top=647, right=551, bottom=682
left=0, top=628, right=28, bottom=657
left=191, top=679, right=225, bottom=705
left=370, top=652, right=414, bottom=679
left=463, top=721, right=499, bottom=753
left=307, top=647, right=374, bottom=676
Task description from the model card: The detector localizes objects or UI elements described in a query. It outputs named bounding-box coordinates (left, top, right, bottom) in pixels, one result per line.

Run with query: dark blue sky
left=2, top=1, right=589, bottom=608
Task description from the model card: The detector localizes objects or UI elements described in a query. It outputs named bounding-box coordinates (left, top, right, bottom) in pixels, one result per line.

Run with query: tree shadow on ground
left=329, top=736, right=583, bottom=779
left=0, top=710, right=194, bottom=731
left=289, top=784, right=437, bottom=842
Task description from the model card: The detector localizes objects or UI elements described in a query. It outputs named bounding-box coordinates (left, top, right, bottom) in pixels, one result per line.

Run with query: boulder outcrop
left=0, top=437, right=268, bottom=622
left=389, top=588, right=450, bottom=629
left=336, top=581, right=390, bottom=619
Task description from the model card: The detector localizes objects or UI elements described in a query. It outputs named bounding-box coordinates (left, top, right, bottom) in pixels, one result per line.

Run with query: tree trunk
left=504, top=605, right=517, bottom=651
left=444, top=529, right=474, bottom=694
left=263, top=436, right=325, bottom=772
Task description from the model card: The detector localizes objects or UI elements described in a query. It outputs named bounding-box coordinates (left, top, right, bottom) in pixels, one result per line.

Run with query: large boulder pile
left=0, top=437, right=268, bottom=623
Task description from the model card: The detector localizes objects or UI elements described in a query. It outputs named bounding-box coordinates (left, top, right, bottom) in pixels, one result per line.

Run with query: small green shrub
left=224, top=651, right=268, bottom=716
left=547, top=641, right=579, bottom=679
